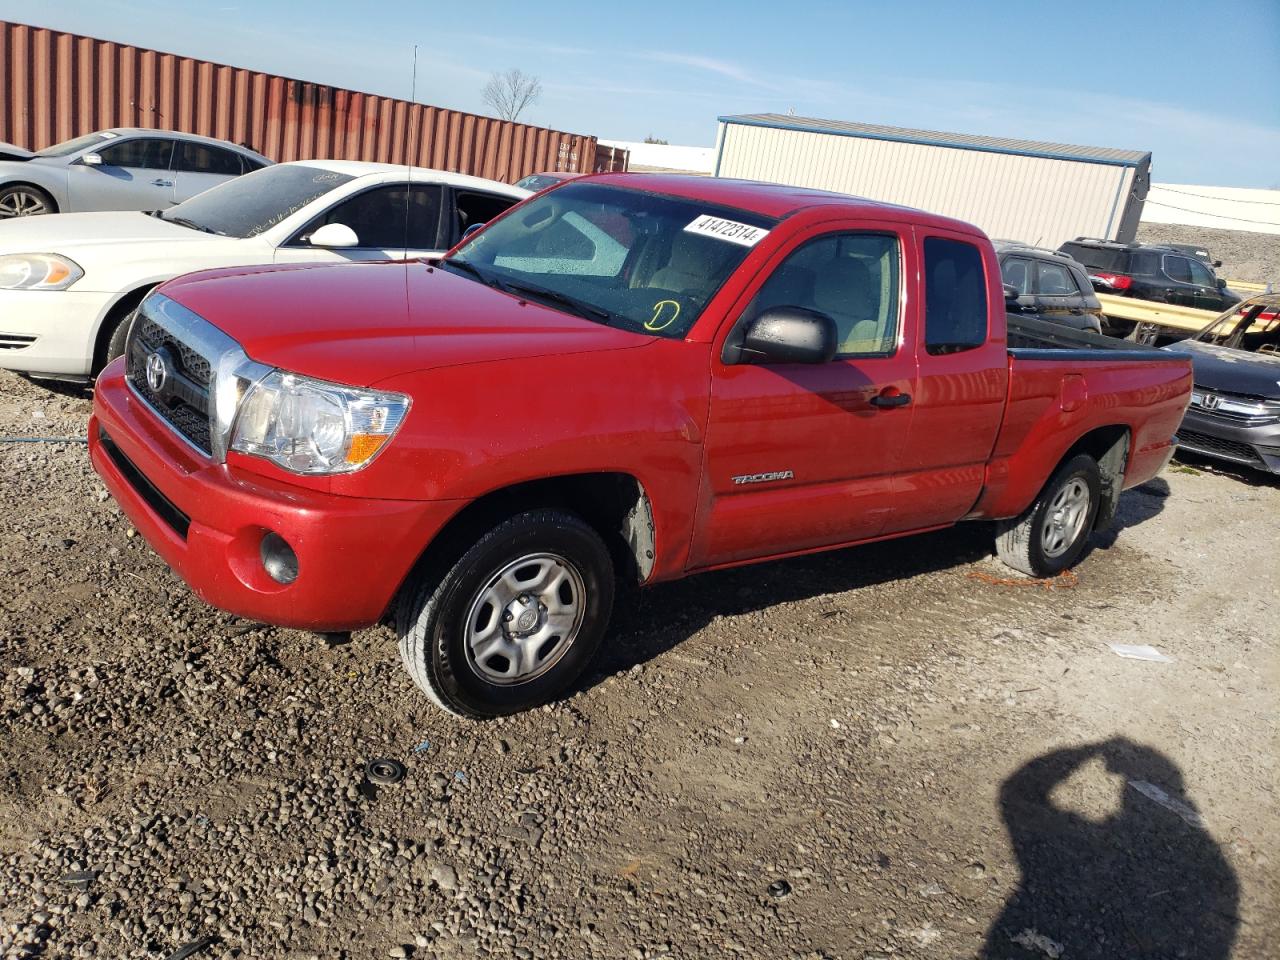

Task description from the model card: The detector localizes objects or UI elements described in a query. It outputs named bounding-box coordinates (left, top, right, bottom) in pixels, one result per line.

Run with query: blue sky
left=4, top=0, right=1278, bottom=186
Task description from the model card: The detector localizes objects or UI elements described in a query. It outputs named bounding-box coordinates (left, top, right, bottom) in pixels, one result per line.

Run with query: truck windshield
left=159, top=164, right=355, bottom=238
left=445, top=182, right=777, bottom=339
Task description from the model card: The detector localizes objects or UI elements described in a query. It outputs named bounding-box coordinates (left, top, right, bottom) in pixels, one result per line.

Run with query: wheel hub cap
left=464, top=553, right=586, bottom=686
left=1041, top=478, right=1091, bottom=560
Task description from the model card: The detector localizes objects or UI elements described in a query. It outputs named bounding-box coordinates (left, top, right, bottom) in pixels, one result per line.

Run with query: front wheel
left=0, top=184, right=55, bottom=218
left=396, top=510, right=615, bottom=718
left=995, top=453, right=1101, bottom=578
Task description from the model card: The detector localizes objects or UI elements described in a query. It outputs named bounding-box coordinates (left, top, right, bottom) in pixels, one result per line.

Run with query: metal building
left=714, top=114, right=1151, bottom=249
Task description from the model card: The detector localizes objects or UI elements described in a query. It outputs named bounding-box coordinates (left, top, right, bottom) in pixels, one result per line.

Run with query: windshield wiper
left=162, top=215, right=222, bottom=235
left=439, top=257, right=493, bottom=285
left=494, top=279, right=614, bottom=326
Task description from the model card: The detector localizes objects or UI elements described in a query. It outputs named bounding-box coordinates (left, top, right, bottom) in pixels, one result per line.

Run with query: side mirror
left=1212, top=260, right=1222, bottom=268
left=1003, top=283, right=1020, bottom=301
left=462, top=222, right=486, bottom=240
left=739, top=307, right=837, bottom=365
left=308, top=222, right=360, bottom=249
left=1216, top=278, right=1227, bottom=290
left=79, top=153, right=103, bottom=167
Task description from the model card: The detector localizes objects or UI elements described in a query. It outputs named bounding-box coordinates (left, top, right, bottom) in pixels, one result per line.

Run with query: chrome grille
left=124, top=295, right=239, bottom=457
left=1177, top=430, right=1263, bottom=466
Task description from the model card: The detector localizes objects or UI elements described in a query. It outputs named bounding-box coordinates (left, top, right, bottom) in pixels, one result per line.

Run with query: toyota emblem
left=145, top=350, right=171, bottom=394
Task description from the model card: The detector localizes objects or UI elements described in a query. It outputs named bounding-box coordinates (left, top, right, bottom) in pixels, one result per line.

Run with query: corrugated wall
left=716, top=122, right=1137, bottom=250
left=0, top=20, right=596, bottom=182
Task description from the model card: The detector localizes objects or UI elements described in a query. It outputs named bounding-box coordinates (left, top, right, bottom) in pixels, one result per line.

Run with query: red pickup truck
left=89, top=174, right=1192, bottom=718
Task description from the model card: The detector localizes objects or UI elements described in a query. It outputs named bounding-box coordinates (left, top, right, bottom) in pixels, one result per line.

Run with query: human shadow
left=982, top=738, right=1238, bottom=960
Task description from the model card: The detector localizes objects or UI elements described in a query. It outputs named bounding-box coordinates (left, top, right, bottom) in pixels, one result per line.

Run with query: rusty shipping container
left=0, top=19, right=598, bottom=182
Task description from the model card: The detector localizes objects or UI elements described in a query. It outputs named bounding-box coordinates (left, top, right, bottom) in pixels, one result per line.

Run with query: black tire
left=396, top=510, right=614, bottom=718
left=0, top=183, right=56, bottom=218
left=103, top=307, right=139, bottom=368
left=995, top=453, right=1102, bottom=578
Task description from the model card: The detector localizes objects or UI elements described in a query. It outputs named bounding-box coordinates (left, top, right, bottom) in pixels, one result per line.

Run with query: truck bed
left=1006, top=314, right=1184, bottom=362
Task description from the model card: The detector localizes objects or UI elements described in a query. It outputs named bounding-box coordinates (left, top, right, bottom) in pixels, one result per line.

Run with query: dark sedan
left=1169, top=295, right=1280, bottom=473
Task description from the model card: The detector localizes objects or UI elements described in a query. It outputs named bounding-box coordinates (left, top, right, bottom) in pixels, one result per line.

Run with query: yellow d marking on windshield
left=646, top=300, right=681, bottom=331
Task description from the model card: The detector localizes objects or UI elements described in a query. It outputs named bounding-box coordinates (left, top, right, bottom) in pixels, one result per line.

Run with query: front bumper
left=1177, top=407, right=1280, bottom=474
left=90, top=360, right=460, bottom=630
left=0, top=288, right=116, bottom=377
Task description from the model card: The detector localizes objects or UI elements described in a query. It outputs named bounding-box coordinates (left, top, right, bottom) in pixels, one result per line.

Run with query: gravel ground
left=1, top=370, right=1276, bottom=960
left=1137, top=223, right=1280, bottom=288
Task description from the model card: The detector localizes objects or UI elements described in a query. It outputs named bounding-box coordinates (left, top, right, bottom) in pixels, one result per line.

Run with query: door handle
left=869, top=390, right=911, bottom=409
left=151, top=178, right=174, bottom=187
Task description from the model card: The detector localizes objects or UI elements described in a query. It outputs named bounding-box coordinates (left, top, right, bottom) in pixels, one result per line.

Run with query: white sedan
left=0, top=160, right=529, bottom=382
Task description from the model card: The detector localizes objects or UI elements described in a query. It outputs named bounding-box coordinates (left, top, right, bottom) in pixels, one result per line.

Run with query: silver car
left=0, top=129, right=271, bottom=218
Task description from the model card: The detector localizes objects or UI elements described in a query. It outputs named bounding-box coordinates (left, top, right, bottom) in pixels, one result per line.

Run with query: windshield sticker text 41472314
left=684, top=214, right=770, bottom=247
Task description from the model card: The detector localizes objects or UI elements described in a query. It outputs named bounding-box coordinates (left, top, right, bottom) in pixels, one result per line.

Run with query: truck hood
left=0, top=141, right=36, bottom=161
left=159, top=260, right=653, bottom=385
left=0, top=210, right=216, bottom=255
left=1174, top=339, right=1280, bottom=399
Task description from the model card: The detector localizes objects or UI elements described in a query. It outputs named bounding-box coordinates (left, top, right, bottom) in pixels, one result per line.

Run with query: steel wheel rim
left=1041, top=477, right=1091, bottom=559
left=0, top=190, right=49, bottom=218
left=463, top=552, right=586, bottom=686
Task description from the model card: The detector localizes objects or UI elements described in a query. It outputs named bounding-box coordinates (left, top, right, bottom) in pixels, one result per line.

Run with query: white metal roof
left=719, top=114, right=1150, bottom=167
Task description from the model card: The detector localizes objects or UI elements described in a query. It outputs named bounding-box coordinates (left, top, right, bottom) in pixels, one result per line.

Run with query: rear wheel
left=995, top=453, right=1101, bottom=578
left=396, top=510, right=614, bottom=718
left=0, top=184, right=55, bottom=218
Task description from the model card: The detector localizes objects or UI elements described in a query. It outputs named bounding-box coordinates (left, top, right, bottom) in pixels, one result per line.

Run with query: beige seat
left=812, top=257, right=884, bottom=353
left=650, top=234, right=709, bottom=293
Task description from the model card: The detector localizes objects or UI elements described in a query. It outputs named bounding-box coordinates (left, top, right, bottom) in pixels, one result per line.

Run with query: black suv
left=1057, top=237, right=1241, bottom=312
left=995, top=241, right=1103, bottom=333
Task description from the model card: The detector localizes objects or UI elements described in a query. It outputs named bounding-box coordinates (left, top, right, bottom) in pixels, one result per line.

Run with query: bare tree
left=482, top=69, right=543, bottom=122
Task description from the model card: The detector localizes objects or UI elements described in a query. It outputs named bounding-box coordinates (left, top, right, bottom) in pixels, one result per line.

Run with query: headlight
left=229, top=370, right=410, bottom=474
left=0, top=254, right=84, bottom=291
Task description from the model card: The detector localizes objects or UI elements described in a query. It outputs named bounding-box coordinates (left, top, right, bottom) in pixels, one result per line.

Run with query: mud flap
left=1094, top=431, right=1130, bottom=531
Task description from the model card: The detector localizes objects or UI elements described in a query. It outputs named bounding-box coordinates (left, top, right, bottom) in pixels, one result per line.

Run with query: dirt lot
left=0, top=370, right=1276, bottom=960
left=1136, top=223, right=1280, bottom=288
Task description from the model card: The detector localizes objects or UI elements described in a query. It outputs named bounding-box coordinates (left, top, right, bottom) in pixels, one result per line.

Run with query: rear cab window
left=923, top=237, right=989, bottom=355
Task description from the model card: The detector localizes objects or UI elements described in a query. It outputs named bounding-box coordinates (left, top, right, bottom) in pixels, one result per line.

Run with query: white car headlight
left=229, top=370, right=410, bottom=474
left=0, top=253, right=84, bottom=291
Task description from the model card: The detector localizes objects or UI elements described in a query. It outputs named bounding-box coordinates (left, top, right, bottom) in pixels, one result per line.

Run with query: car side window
left=924, top=237, right=988, bottom=355
left=1035, top=260, right=1076, bottom=296
left=295, top=184, right=443, bottom=249
left=748, top=232, right=900, bottom=357
left=175, top=142, right=243, bottom=177
left=1187, top=258, right=1216, bottom=287
left=455, top=191, right=520, bottom=240
left=1163, top=256, right=1194, bottom=284
left=1002, top=257, right=1030, bottom=296
left=98, top=138, right=174, bottom=171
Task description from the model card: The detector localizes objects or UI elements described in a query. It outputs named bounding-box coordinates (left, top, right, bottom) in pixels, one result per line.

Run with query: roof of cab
left=579, top=172, right=984, bottom=234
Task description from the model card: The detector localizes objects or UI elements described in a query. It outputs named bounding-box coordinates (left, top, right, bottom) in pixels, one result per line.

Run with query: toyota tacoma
left=89, top=174, right=1193, bottom=717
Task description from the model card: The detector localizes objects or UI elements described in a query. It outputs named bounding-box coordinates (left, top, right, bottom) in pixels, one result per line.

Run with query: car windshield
left=445, top=182, right=776, bottom=339
left=1196, top=301, right=1280, bottom=355
left=159, top=164, right=355, bottom=239
left=35, top=132, right=115, bottom=157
